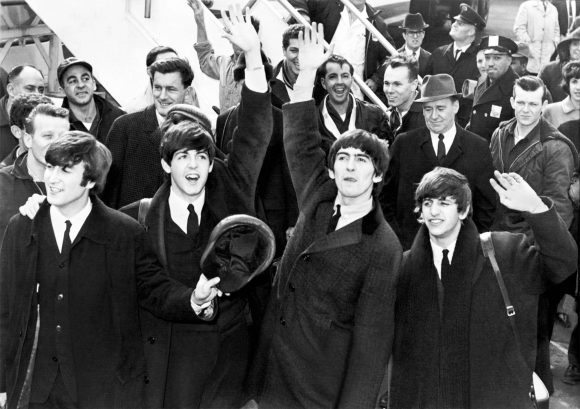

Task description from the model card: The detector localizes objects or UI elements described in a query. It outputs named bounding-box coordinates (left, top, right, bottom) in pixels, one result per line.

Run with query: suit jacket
left=397, top=45, right=431, bottom=77
left=0, top=197, right=200, bottom=409
left=380, top=126, right=497, bottom=249
left=391, top=205, right=577, bottom=409
left=289, top=0, right=393, bottom=84
left=250, top=99, right=402, bottom=409
left=425, top=42, right=481, bottom=126
left=103, top=105, right=165, bottom=209
left=467, top=68, right=518, bottom=141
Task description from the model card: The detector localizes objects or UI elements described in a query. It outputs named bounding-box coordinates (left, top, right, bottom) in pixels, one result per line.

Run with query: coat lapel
left=142, top=105, right=162, bottom=149
left=440, top=127, right=465, bottom=166
left=419, top=129, right=439, bottom=164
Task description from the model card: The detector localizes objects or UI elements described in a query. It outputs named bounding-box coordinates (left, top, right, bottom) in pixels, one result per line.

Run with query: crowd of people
left=0, top=0, right=579, bottom=408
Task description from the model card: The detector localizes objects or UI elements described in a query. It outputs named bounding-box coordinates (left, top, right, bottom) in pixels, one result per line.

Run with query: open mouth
left=185, top=174, right=200, bottom=182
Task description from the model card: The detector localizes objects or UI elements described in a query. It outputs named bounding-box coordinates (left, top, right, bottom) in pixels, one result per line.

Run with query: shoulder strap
left=138, top=198, right=152, bottom=227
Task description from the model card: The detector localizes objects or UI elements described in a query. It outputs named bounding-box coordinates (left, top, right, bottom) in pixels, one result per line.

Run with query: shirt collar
left=453, top=42, right=470, bottom=53
left=429, top=124, right=457, bottom=141
left=405, top=45, right=419, bottom=55
left=49, top=197, right=93, bottom=245
left=168, top=185, right=205, bottom=234
left=430, top=237, right=458, bottom=278
left=333, top=195, right=374, bottom=231
left=561, top=96, right=580, bottom=114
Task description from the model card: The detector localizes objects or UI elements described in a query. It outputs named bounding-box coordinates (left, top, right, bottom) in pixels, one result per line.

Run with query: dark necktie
left=455, top=49, right=461, bottom=60
left=187, top=204, right=199, bottom=238
left=389, top=109, right=401, bottom=134
left=61, top=220, right=72, bottom=255
left=327, top=205, right=341, bottom=234
left=437, top=134, right=446, bottom=162
left=441, top=249, right=451, bottom=284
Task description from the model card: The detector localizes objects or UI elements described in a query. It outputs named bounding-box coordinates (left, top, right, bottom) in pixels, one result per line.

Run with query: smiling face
left=45, top=161, right=94, bottom=218
left=24, top=114, right=71, bottom=168
left=152, top=71, right=189, bottom=117
left=283, top=38, right=300, bottom=76
left=62, top=65, right=96, bottom=107
left=383, top=65, right=418, bottom=108
left=321, top=62, right=353, bottom=106
left=162, top=148, right=213, bottom=202
left=421, top=196, right=468, bottom=245
left=328, top=147, right=382, bottom=206
left=423, top=97, right=459, bottom=134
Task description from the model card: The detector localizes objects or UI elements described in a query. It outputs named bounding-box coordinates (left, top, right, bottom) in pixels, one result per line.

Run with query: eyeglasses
left=405, top=31, right=425, bottom=37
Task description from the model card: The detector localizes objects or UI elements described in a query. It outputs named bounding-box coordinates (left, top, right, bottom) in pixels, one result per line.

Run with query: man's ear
left=328, top=168, right=335, bottom=179
left=459, top=204, right=470, bottom=221
left=6, top=82, right=16, bottom=98
left=183, top=86, right=195, bottom=105
left=161, top=158, right=171, bottom=174
left=85, top=180, right=96, bottom=190
left=23, top=131, right=33, bottom=149
left=510, top=96, right=515, bottom=110
left=321, top=77, right=328, bottom=91
left=372, top=174, right=383, bottom=183
left=10, top=125, right=23, bottom=140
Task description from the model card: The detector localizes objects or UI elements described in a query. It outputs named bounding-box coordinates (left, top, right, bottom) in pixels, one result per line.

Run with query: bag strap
left=138, top=198, right=152, bottom=227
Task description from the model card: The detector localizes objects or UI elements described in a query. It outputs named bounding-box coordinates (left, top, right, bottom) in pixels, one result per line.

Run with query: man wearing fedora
left=426, top=3, right=486, bottom=127
left=466, top=36, right=519, bottom=141
left=511, top=43, right=533, bottom=77
left=398, top=13, right=431, bottom=77
left=539, top=27, right=580, bottom=102
left=380, top=73, right=496, bottom=249
left=119, top=8, right=274, bottom=408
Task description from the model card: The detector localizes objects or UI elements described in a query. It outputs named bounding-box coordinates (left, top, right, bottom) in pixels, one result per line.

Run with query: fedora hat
left=416, top=74, right=462, bottom=103
left=454, top=3, right=486, bottom=30
left=512, top=43, right=531, bottom=59
left=200, top=214, right=276, bottom=293
left=556, top=27, right=580, bottom=55
left=399, top=13, right=429, bottom=30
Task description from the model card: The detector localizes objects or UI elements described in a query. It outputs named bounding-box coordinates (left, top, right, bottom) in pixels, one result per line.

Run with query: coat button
left=302, top=254, right=310, bottom=262
left=57, top=294, right=64, bottom=301
left=280, top=317, right=286, bottom=326
left=484, top=113, right=488, bottom=117
left=289, top=283, right=296, bottom=292
left=56, top=325, right=62, bottom=332
left=148, top=336, right=157, bottom=344
left=52, top=356, right=58, bottom=362
left=144, top=375, right=150, bottom=384
left=59, top=262, right=65, bottom=269
left=473, top=110, right=476, bottom=114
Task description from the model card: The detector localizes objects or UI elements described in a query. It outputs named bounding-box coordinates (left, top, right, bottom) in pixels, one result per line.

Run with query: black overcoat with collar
left=397, top=45, right=431, bottom=77
left=390, top=203, right=577, bottom=409
left=425, top=42, right=481, bottom=126
left=0, top=196, right=200, bottom=409
left=466, top=67, right=519, bottom=141
left=250, top=99, right=402, bottom=409
left=103, top=105, right=165, bottom=209
left=120, top=86, right=273, bottom=408
left=380, top=125, right=496, bottom=249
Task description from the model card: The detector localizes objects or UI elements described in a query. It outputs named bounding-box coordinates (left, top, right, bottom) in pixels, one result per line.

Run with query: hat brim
left=483, top=47, right=512, bottom=55
left=399, top=23, right=429, bottom=29
left=415, top=92, right=462, bottom=103
left=200, top=214, right=276, bottom=293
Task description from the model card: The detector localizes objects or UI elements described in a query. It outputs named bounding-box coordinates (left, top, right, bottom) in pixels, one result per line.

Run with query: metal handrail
left=274, top=0, right=388, bottom=113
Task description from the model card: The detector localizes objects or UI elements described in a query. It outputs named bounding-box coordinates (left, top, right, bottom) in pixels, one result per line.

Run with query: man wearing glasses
left=398, top=13, right=431, bottom=77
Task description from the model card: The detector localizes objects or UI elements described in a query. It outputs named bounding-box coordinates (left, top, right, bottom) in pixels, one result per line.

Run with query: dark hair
left=561, top=61, right=580, bottom=95
left=148, top=57, right=194, bottom=88
left=327, top=130, right=390, bottom=195
left=386, top=54, right=419, bottom=81
left=45, top=131, right=112, bottom=194
left=160, top=121, right=216, bottom=166
left=25, top=104, right=69, bottom=134
left=7, top=65, right=44, bottom=84
left=318, top=55, right=354, bottom=78
left=9, top=93, right=53, bottom=128
left=513, top=75, right=548, bottom=102
left=413, top=167, right=472, bottom=216
left=145, top=46, right=178, bottom=68
left=282, top=24, right=305, bottom=49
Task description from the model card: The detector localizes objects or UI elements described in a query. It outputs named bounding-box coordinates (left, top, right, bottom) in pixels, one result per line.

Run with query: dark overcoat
left=103, top=105, right=165, bottom=209
left=466, top=67, right=518, bottom=141
left=121, top=86, right=273, bottom=408
left=425, top=42, right=480, bottom=126
left=391, top=204, right=578, bottom=409
left=0, top=197, right=199, bottom=409
left=380, top=125, right=496, bottom=249
left=397, top=45, right=431, bottom=77
left=251, top=99, right=402, bottom=409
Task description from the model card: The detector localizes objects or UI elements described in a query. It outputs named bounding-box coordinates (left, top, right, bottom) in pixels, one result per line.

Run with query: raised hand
left=220, top=4, right=260, bottom=55
left=186, top=0, right=205, bottom=21
left=297, top=22, right=334, bottom=73
left=18, top=193, right=46, bottom=219
left=489, top=170, right=548, bottom=213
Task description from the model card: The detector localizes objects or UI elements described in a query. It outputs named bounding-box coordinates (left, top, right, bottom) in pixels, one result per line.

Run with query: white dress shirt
left=168, top=186, right=205, bottom=234
left=333, top=196, right=374, bottom=231
left=430, top=124, right=457, bottom=157
left=430, top=239, right=457, bottom=279
left=50, top=199, right=93, bottom=252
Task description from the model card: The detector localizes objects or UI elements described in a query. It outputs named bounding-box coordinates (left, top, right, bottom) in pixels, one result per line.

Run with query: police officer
left=467, top=35, right=519, bottom=141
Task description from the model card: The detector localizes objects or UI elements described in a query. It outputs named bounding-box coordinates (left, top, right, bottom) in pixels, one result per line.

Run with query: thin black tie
left=187, top=204, right=199, bottom=238
left=437, top=134, right=446, bottom=162
left=327, top=205, right=341, bottom=234
left=441, top=249, right=451, bottom=284
left=389, top=108, right=401, bottom=135
left=61, top=220, right=72, bottom=255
